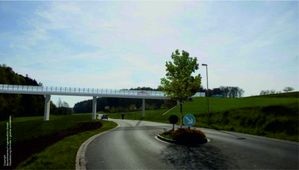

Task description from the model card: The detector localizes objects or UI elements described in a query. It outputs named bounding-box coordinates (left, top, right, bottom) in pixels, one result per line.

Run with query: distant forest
left=73, top=87, right=176, bottom=113
left=0, top=64, right=71, bottom=120
left=72, top=85, right=245, bottom=113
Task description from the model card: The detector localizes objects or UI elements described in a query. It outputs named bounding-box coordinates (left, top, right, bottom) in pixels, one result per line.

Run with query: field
left=0, top=114, right=117, bottom=169
left=109, top=92, right=299, bottom=141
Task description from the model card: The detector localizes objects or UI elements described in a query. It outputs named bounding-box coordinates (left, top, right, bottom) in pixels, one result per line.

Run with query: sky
left=0, top=1, right=298, bottom=107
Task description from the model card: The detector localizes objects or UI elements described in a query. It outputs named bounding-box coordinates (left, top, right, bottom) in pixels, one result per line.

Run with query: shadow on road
left=135, top=117, right=144, bottom=127
left=161, top=143, right=238, bottom=170
left=111, top=126, right=170, bottom=132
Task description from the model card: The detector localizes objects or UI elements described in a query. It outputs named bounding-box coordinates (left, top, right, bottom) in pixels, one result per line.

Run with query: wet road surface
left=85, top=119, right=299, bottom=169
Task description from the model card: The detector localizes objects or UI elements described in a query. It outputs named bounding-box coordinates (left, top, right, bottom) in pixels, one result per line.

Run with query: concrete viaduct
left=0, top=84, right=205, bottom=121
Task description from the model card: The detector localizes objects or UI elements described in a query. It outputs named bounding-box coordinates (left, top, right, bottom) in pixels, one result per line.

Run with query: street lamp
left=202, top=63, right=210, bottom=124
left=202, top=64, right=209, bottom=92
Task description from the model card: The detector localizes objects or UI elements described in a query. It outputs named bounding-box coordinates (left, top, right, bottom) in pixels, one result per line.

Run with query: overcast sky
left=0, top=1, right=298, bottom=107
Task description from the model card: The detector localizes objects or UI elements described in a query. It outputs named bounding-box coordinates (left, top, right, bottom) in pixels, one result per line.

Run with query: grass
left=0, top=114, right=116, bottom=169
left=109, top=93, right=299, bottom=142
left=17, top=120, right=117, bottom=169
left=249, top=91, right=299, bottom=98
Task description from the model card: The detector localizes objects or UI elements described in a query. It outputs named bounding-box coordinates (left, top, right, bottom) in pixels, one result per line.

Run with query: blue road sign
left=183, top=114, right=196, bottom=127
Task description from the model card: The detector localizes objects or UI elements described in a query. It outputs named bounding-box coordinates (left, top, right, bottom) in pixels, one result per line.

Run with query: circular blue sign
left=183, top=114, right=196, bottom=127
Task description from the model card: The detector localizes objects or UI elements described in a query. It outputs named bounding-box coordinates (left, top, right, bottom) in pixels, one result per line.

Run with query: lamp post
left=202, top=63, right=210, bottom=124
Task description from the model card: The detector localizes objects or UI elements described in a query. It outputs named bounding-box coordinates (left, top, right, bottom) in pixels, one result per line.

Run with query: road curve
left=85, top=119, right=299, bottom=169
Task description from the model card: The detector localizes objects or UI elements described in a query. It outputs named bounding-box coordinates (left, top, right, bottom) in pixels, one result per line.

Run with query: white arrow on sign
left=186, top=117, right=193, bottom=124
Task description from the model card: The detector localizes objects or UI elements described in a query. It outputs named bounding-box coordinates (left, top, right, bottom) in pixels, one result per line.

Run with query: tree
left=259, top=90, right=277, bottom=95
left=217, top=86, right=244, bottom=98
left=62, top=101, right=69, bottom=108
left=220, top=86, right=229, bottom=97
left=283, top=87, right=294, bottom=92
left=0, top=65, right=44, bottom=120
left=237, top=88, right=244, bottom=98
left=160, top=49, right=201, bottom=126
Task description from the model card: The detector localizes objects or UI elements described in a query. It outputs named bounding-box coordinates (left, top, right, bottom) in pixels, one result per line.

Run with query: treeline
left=73, top=86, right=245, bottom=113
left=0, top=65, right=45, bottom=120
left=260, top=87, right=295, bottom=96
left=0, top=65, right=72, bottom=120
left=73, top=87, right=176, bottom=113
left=51, top=98, right=73, bottom=115
left=203, top=86, right=244, bottom=98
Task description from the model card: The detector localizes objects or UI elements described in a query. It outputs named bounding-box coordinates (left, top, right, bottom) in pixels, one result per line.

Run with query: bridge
left=0, top=84, right=205, bottom=121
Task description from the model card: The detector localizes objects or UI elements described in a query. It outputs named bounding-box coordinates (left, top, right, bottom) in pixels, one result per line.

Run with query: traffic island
left=158, top=128, right=208, bottom=146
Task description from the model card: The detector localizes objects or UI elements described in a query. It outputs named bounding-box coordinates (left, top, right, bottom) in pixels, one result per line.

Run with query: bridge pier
left=142, top=98, right=145, bottom=117
left=44, top=95, right=51, bottom=121
left=92, top=96, right=97, bottom=120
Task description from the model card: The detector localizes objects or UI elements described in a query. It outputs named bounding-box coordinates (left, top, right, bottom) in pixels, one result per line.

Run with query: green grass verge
left=17, top=120, right=117, bottom=170
left=249, top=91, right=299, bottom=98
left=108, top=95, right=299, bottom=142
left=0, top=114, right=116, bottom=168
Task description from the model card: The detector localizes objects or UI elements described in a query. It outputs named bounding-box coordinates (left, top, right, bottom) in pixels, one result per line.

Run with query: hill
left=250, top=91, right=299, bottom=98
left=0, top=65, right=44, bottom=120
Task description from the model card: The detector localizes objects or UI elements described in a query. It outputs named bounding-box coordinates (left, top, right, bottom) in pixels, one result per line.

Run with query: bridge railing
left=0, top=84, right=205, bottom=97
left=0, top=84, right=166, bottom=97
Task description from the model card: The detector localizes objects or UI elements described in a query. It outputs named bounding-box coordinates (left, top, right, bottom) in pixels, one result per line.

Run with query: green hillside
left=109, top=94, right=299, bottom=141
left=249, top=91, right=299, bottom=98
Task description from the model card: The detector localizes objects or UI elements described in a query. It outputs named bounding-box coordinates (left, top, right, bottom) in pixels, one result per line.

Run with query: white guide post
left=44, top=95, right=51, bottom=121
left=92, top=96, right=97, bottom=120
left=142, top=98, right=145, bottom=117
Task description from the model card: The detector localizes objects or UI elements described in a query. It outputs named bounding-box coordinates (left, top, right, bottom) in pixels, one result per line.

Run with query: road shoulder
left=75, top=120, right=119, bottom=170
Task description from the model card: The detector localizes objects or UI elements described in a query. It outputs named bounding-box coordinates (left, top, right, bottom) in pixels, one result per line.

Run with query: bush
left=261, top=105, right=293, bottom=116
left=169, top=115, right=179, bottom=131
left=263, top=119, right=298, bottom=135
left=161, top=128, right=207, bottom=145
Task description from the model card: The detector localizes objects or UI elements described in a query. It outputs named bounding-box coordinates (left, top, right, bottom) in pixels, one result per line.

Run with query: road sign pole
left=142, top=98, right=145, bottom=118
left=202, top=64, right=210, bottom=124
left=92, top=96, right=97, bottom=120
left=44, top=95, right=51, bottom=121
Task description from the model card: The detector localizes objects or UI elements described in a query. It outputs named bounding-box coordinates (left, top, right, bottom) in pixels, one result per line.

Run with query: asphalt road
left=85, top=119, right=299, bottom=169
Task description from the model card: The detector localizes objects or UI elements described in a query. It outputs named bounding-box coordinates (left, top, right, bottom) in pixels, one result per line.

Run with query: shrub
left=261, top=105, right=292, bottom=116
left=167, top=128, right=207, bottom=145
left=169, top=115, right=179, bottom=131
left=263, top=119, right=298, bottom=135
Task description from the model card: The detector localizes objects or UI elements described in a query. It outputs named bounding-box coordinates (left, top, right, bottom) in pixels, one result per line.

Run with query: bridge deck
left=0, top=84, right=205, bottom=121
left=0, top=84, right=205, bottom=99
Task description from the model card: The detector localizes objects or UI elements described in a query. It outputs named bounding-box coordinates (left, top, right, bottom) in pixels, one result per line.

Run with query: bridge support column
left=44, top=95, right=51, bottom=121
left=142, top=98, right=145, bottom=117
left=92, top=96, right=97, bottom=120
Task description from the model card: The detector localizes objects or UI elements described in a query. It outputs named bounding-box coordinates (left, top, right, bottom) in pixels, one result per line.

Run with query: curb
left=75, top=120, right=119, bottom=170
left=156, top=134, right=210, bottom=145
left=156, top=134, right=177, bottom=144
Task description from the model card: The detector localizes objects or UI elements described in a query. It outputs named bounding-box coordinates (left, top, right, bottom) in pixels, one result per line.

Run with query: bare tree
left=260, top=90, right=278, bottom=95
left=62, top=101, right=69, bottom=108
left=57, top=98, right=69, bottom=108
left=283, top=87, right=294, bottom=92
left=57, top=98, right=63, bottom=108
